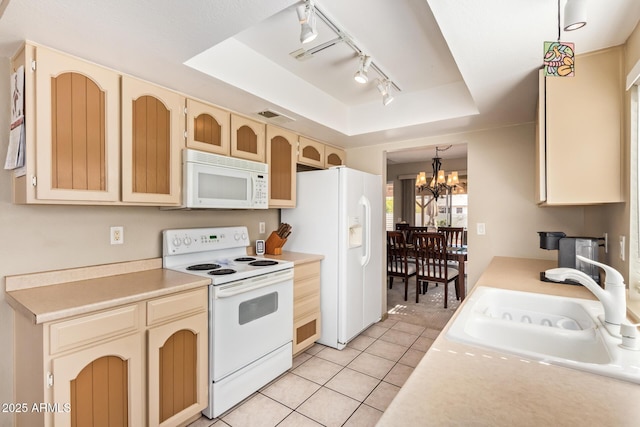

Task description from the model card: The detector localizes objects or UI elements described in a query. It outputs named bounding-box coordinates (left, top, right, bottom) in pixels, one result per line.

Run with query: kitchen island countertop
left=378, top=256, right=640, bottom=427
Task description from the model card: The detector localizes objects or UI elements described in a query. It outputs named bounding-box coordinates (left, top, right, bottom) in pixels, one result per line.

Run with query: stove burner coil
left=249, top=260, right=279, bottom=267
left=187, top=263, right=221, bottom=271
left=208, top=269, right=237, bottom=276
left=235, top=257, right=256, bottom=262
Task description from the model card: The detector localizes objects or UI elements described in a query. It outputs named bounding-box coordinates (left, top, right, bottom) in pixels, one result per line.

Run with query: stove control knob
left=234, top=232, right=240, bottom=241
left=241, top=233, right=247, bottom=241
left=183, top=236, right=192, bottom=246
left=172, top=236, right=182, bottom=247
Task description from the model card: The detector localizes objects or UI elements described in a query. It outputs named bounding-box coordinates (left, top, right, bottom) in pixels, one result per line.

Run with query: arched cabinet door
left=324, top=145, right=346, bottom=167
left=231, top=114, right=266, bottom=162
left=297, top=136, right=325, bottom=169
left=51, top=333, right=143, bottom=427
left=186, top=98, right=230, bottom=155
left=146, top=288, right=208, bottom=427
left=34, top=45, right=120, bottom=202
left=121, top=75, right=184, bottom=205
left=266, top=125, right=297, bottom=208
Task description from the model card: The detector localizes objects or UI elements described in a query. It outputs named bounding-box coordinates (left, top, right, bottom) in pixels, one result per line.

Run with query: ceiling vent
left=257, top=109, right=295, bottom=124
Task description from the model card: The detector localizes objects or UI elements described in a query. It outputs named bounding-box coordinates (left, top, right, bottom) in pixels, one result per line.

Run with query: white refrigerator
left=282, top=167, right=383, bottom=349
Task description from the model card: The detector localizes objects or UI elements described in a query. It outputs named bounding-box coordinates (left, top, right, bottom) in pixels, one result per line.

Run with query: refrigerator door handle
left=360, top=195, right=372, bottom=267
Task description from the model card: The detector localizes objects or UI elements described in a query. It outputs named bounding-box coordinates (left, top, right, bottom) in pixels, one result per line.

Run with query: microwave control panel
left=253, top=174, right=268, bottom=208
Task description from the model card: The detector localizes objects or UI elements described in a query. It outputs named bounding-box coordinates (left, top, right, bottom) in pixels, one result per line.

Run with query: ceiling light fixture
left=564, top=0, right=587, bottom=31
left=297, top=0, right=318, bottom=44
left=415, top=145, right=459, bottom=202
left=292, top=1, right=401, bottom=103
left=354, top=55, right=372, bottom=84
left=376, top=79, right=394, bottom=106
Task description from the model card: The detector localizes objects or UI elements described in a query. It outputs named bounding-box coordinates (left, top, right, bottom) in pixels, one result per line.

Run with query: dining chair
left=439, top=227, right=466, bottom=248
left=387, top=231, right=416, bottom=301
left=412, top=232, right=460, bottom=308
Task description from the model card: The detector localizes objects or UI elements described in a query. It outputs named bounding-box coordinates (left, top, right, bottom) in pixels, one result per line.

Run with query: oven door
left=210, top=269, right=293, bottom=381
left=185, top=161, right=254, bottom=209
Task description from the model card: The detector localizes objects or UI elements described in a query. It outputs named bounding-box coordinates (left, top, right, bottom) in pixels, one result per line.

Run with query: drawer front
left=294, top=261, right=320, bottom=281
left=294, top=294, right=320, bottom=321
left=295, top=276, right=320, bottom=301
left=49, top=304, right=140, bottom=355
left=147, top=287, right=208, bottom=326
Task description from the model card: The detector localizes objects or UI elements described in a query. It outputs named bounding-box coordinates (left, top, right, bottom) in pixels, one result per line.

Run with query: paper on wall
left=5, top=65, right=25, bottom=172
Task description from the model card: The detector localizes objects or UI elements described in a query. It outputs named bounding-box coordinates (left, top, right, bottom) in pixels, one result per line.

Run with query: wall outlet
left=110, top=226, right=124, bottom=245
left=604, top=233, right=608, bottom=254
left=259, top=222, right=266, bottom=234
left=620, top=235, right=625, bottom=261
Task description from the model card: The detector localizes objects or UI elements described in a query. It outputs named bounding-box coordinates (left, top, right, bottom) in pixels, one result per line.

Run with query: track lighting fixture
left=354, top=55, right=372, bottom=84
left=376, top=79, right=394, bottom=106
left=564, top=0, right=587, bottom=31
left=297, top=1, right=318, bottom=44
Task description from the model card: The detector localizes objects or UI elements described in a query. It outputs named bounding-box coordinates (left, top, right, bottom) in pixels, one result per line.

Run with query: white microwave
left=182, top=149, right=269, bottom=209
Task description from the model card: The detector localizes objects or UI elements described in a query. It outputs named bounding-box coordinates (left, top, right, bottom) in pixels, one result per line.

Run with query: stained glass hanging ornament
left=543, top=0, right=575, bottom=77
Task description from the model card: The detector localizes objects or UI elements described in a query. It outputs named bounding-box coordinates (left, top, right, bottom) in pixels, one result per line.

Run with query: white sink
left=446, top=287, right=640, bottom=383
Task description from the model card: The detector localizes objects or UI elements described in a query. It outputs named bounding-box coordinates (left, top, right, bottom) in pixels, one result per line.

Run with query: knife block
left=265, top=231, right=287, bottom=255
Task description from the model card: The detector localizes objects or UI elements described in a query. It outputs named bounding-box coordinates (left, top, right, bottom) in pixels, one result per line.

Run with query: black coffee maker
left=538, top=231, right=602, bottom=284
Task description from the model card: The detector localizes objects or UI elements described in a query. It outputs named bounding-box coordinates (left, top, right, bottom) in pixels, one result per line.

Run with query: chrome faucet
left=545, top=255, right=626, bottom=334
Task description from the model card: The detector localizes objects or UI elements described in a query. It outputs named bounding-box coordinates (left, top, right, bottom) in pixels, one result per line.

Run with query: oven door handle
left=216, top=270, right=293, bottom=298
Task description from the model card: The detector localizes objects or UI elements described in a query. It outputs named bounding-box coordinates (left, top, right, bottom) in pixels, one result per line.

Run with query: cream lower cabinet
left=146, top=289, right=209, bottom=427
left=293, top=261, right=321, bottom=356
left=14, top=288, right=208, bottom=427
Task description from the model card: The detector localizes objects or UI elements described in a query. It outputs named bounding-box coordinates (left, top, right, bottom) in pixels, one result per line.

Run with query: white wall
left=0, top=58, right=280, bottom=427
left=347, top=123, right=587, bottom=290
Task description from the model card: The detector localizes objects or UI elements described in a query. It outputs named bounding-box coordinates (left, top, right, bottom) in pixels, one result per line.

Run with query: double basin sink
left=446, top=286, right=640, bottom=383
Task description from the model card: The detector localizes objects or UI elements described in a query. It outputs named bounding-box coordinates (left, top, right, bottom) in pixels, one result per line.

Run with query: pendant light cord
left=557, top=0, right=561, bottom=41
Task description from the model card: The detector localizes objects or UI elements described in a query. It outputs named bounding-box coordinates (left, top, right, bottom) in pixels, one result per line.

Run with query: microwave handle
left=251, top=174, right=256, bottom=202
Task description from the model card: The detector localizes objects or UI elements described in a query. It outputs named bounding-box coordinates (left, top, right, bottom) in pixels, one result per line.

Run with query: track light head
left=564, top=0, right=587, bottom=31
left=376, top=79, right=394, bottom=106
left=354, top=55, right=372, bottom=84
left=298, top=1, right=318, bottom=43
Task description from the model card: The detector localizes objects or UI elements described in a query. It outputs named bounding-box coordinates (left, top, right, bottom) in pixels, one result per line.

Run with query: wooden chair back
left=412, top=232, right=459, bottom=307
left=439, top=227, right=466, bottom=248
left=386, top=231, right=416, bottom=301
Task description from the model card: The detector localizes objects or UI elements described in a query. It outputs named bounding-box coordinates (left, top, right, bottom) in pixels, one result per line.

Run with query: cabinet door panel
left=231, top=114, right=265, bottom=162
left=325, top=146, right=346, bottom=167
left=35, top=45, right=120, bottom=202
left=266, top=125, right=296, bottom=208
left=186, top=98, right=230, bottom=155
left=148, top=312, right=208, bottom=427
left=122, top=76, right=184, bottom=205
left=52, top=333, right=143, bottom=427
left=298, top=136, right=324, bottom=169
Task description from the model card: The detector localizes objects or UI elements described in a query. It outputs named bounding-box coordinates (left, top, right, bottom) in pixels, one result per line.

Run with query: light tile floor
left=189, top=278, right=459, bottom=427
left=187, top=319, right=441, bottom=427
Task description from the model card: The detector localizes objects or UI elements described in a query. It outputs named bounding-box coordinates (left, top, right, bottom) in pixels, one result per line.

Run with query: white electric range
left=162, top=226, right=294, bottom=419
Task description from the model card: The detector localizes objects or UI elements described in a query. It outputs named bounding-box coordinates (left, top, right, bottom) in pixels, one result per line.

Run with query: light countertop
left=5, top=252, right=322, bottom=325
left=377, top=256, right=640, bottom=427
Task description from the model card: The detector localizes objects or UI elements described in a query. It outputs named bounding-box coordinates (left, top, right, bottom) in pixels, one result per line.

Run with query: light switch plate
left=477, top=223, right=486, bottom=235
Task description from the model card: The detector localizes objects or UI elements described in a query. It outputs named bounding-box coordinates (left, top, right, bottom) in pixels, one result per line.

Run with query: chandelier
left=415, top=145, right=459, bottom=200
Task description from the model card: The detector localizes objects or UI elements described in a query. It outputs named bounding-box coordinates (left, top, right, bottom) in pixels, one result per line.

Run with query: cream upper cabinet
left=537, top=47, right=623, bottom=205
left=231, top=114, right=266, bottom=162
left=298, top=136, right=325, bottom=169
left=13, top=43, right=121, bottom=204
left=324, top=145, right=346, bottom=167
left=266, top=125, right=297, bottom=208
left=298, top=136, right=346, bottom=169
left=186, top=98, right=230, bottom=155
left=121, top=75, right=185, bottom=205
